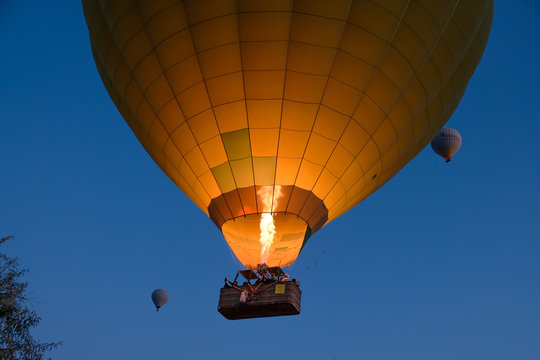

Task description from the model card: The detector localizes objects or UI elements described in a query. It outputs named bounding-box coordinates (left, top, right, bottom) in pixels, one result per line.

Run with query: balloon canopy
left=431, top=128, right=462, bottom=162
left=151, top=289, right=170, bottom=310
left=83, top=0, right=493, bottom=269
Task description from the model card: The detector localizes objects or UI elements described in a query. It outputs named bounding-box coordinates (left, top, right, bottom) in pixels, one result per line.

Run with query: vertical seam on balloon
left=416, top=1, right=491, bottom=151
left=310, top=0, right=413, bottom=218
left=320, top=0, right=454, bottom=216
left=91, top=44, right=142, bottom=145
left=330, top=0, right=465, bottom=215
left=234, top=5, right=260, bottom=220
left=402, top=2, right=447, bottom=130
left=95, top=3, right=206, bottom=208
left=125, top=1, right=216, bottom=210
left=300, top=0, right=410, bottom=225
left=272, top=0, right=295, bottom=216
left=269, top=0, right=295, bottom=268
left=95, top=4, right=142, bottom=108
left=99, top=2, right=165, bottom=141
left=413, top=1, right=451, bottom=95
left=373, top=0, right=460, bottom=158
left=174, top=1, right=240, bottom=220
left=327, top=0, right=491, bottom=218
left=133, top=3, right=208, bottom=198
left=233, top=3, right=258, bottom=267
left=180, top=3, right=247, bottom=220
left=95, top=1, right=208, bottom=209
left=283, top=1, right=354, bottom=216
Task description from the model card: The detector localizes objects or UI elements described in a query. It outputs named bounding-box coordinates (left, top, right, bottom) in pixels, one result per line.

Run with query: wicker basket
left=218, top=281, right=301, bottom=320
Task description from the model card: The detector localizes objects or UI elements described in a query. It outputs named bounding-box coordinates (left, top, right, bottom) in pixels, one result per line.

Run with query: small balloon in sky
left=151, top=289, right=169, bottom=311
left=431, top=128, right=462, bottom=163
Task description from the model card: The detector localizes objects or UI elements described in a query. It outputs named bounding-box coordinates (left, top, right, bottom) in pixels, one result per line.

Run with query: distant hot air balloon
left=431, top=128, right=462, bottom=163
left=83, top=0, right=493, bottom=270
left=151, top=289, right=169, bottom=311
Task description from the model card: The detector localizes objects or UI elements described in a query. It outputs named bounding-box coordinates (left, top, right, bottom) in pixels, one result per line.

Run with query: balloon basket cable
left=218, top=266, right=301, bottom=320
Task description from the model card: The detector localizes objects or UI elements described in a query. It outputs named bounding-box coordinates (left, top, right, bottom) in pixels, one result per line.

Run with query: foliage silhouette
left=0, top=235, right=60, bottom=360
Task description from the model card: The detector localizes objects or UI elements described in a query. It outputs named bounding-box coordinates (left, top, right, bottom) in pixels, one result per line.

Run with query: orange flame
left=258, top=185, right=283, bottom=264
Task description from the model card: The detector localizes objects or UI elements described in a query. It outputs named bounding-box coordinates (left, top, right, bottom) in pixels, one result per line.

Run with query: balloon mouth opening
left=207, top=185, right=328, bottom=269
left=221, top=213, right=312, bottom=270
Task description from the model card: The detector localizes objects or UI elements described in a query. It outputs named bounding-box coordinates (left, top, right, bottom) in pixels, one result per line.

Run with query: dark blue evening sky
left=1, top=1, right=539, bottom=359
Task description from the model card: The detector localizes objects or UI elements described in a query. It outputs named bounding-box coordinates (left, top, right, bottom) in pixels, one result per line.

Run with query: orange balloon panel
left=83, top=0, right=493, bottom=268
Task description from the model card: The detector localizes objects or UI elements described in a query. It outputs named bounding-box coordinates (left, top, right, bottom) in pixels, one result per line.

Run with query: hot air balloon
left=431, top=128, right=462, bottom=162
left=151, top=289, right=169, bottom=311
left=83, top=0, right=493, bottom=318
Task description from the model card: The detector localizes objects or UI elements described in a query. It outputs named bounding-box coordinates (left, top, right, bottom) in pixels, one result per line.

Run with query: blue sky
left=1, top=1, right=539, bottom=359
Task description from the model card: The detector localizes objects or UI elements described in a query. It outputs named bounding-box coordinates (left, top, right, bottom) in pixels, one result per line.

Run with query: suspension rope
left=294, top=204, right=363, bottom=278
left=223, top=239, right=242, bottom=273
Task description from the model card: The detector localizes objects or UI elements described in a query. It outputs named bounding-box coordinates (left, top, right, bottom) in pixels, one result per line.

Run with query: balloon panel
left=83, top=0, right=493, bottom=267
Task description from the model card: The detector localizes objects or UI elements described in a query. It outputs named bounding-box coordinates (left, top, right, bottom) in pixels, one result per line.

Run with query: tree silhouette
left=0, top=235, right=60, bottom=359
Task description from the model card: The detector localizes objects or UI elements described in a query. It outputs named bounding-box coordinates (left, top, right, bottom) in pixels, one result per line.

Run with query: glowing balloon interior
left=83, top=0, right=493, bottom=269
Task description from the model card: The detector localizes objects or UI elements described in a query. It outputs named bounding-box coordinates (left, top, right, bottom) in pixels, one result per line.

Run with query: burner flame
left=258, top=185, right=283, bottom=264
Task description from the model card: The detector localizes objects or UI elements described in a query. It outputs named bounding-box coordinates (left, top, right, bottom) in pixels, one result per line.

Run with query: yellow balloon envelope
left=83, top=0, right=493, bottom=269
